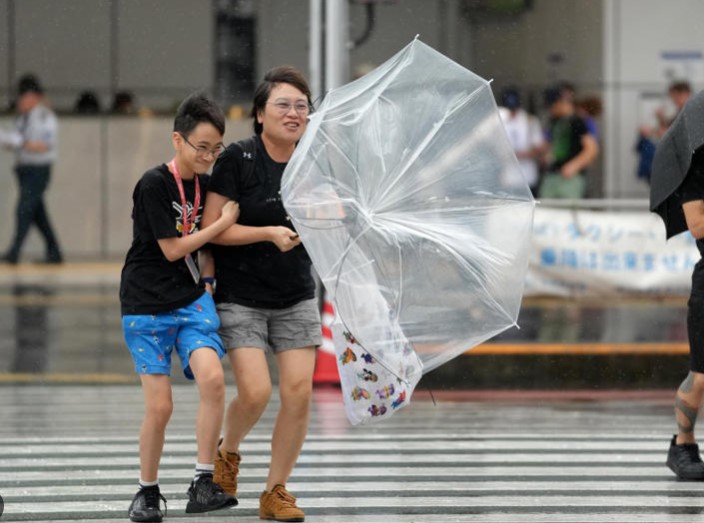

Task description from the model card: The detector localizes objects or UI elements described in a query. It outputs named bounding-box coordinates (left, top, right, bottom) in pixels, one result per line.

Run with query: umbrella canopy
left=650, top=89, right=704, bottom=238
left=282, top=38, right=535, bottom=424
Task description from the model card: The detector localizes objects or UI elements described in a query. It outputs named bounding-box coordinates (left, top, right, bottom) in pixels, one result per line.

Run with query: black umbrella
left=650, top=89, right=704, bottom=238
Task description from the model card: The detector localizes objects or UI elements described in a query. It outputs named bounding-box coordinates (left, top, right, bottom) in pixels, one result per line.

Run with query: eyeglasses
left=180, top=134, right=225, bottom=158
left=267, top=100, right=311, bottom=115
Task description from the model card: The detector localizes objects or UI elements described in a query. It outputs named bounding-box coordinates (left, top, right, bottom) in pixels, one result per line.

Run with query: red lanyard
left=169, top=160, right=200, bottom=236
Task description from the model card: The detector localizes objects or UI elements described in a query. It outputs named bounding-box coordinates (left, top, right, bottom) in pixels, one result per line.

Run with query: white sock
left=194, top=462, right=214, bottom=481
left=139, top=479, right=159, bottom=489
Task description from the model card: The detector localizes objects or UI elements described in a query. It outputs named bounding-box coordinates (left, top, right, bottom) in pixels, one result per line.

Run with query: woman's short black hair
left=251, top=66, right=313, bottom=135
left=174, top=92, right=225, bottom=137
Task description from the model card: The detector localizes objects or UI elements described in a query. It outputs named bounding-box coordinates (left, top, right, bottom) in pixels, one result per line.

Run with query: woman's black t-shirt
left=208, top=135, right=315, bottom=309
left=120, top=164, right=208, bottom=315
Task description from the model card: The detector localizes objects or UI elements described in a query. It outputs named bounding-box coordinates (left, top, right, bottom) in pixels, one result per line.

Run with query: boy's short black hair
left=174, top=92, right=225, bottom=137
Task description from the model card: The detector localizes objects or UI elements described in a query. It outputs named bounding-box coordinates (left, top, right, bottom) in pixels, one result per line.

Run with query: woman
left=202, top=66, right=320, bottom=523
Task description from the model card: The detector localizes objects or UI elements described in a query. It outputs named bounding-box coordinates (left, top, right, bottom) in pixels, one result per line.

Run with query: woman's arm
left=202, top=191, right=301, bottom=252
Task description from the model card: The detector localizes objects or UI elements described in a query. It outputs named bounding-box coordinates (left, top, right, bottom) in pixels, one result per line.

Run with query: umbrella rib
left=328, top=230, right=421, bottom=387
left=369, top=83, right=489, bottom=213
left=379, top=215, right=517, bottom=326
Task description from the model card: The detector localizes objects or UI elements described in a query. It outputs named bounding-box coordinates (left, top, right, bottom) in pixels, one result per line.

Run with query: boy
left=120, top=92, right=239, bottom=522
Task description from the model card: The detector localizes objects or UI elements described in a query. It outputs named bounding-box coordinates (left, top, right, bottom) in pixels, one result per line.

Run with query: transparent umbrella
left=282, top=38, right=535, bottom=424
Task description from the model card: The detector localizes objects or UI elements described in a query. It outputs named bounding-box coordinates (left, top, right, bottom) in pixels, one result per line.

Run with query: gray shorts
left=216, top=298, right=322, bottom=353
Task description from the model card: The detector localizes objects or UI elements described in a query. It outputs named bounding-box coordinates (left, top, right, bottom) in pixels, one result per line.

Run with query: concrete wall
left=467, top=0, right=603, bottom=94
left=466, top=0, right=605, bottom=196
left=5, top=0, right=704, bottom=259
left=603, top=0, right=704, bottom=198
left=0, top=0, right=214, bottom=112
left=255, top=0, right=471, bottom=91
left=0, top=116, right=251, bottom=261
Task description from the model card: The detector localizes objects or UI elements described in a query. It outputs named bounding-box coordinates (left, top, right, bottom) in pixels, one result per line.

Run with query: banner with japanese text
left=526, top=207, right=699, bottom=296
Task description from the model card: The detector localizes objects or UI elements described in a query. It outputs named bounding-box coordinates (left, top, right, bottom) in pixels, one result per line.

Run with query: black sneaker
left=667, top=435, right=704, bottom=480
left=185, top=474, right=238, bottom=513
left=128, top=485, right=167, bottom=522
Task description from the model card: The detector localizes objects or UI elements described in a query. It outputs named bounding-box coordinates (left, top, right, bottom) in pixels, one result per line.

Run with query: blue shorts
left=122, top=292, right=225, bottom=380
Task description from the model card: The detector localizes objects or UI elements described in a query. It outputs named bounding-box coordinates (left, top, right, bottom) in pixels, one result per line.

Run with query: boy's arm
left=157, top=200, right=239, bottom=262
left=198, top=249, right=216, bottom=294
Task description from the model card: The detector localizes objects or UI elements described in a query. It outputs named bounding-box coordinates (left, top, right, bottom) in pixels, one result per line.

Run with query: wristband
left=202, top=277, right=216, bottom=285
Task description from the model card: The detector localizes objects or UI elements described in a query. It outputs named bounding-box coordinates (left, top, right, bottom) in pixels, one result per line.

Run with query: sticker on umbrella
left=282, top=37, right=535, bottom=424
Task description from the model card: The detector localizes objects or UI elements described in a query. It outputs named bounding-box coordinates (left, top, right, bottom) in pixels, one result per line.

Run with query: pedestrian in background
left=203, top=66, right=321, bottom=523
left=498, top=86, right=545, bottom=195
left=576, top=95, right=602, bottom=140
left=637, top=81, right=692, bottom=183
left=538, top=85, right=599, bottom=199
left=1, top=74, right=63, bottom=264
left=120, top=92, right=239, bottom=522
left=666, top=145, right=704, bottom=480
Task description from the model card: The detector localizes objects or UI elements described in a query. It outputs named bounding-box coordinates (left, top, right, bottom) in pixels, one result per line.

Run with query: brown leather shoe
left=213, top=439, right=241, bottom=496
left=259, top=484, right=305, bottom=522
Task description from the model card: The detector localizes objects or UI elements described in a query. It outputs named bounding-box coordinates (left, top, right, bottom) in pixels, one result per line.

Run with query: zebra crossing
left=1, top=384, right=703, bottom=522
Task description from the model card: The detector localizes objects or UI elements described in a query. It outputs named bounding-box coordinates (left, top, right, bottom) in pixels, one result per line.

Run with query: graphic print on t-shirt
left=171, top=200, right=202, bottom=235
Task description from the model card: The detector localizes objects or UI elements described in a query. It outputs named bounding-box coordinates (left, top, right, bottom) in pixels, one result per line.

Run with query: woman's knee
left=280, top=378, right=313, bottom=409
left=237, top=381, right=272, bottom=410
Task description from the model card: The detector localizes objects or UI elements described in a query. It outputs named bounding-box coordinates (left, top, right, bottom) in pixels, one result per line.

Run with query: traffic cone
left=313, top=296, right=340, bottom=386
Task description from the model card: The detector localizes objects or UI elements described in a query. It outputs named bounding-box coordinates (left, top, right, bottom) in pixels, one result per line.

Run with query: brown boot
left=259, top=484, right=305, bottom=522
left=213, top=439, right=241, bottom=496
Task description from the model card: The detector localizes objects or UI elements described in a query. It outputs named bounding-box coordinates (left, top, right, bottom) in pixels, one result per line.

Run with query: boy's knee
left=197, top=366, right=225, bottom=393
left=147, top=399, right=173, bottom=425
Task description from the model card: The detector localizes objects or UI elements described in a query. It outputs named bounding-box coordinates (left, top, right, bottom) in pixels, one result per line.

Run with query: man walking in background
left=539, top=85, right=599, bottom=199
left=1, top=74, right=63, bottom=264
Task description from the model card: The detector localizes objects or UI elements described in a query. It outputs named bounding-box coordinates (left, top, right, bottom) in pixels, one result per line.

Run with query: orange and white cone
left=313, top=296, right=340, bottom=386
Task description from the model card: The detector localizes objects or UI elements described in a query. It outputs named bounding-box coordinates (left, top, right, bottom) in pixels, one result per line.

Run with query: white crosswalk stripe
left=0, top=385, right=702, bottom=522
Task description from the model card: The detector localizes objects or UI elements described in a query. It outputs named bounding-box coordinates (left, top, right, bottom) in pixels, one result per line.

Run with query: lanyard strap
left=169, top=160, right=200, bottom=236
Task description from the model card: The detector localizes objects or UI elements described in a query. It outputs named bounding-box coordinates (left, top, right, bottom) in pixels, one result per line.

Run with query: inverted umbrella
left=650, top=89, right=704, bottom=238
left=282, top=38, right=535, bottom=424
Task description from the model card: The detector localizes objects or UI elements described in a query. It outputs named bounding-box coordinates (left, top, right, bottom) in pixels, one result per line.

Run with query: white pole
left=325, top=0, right=349, bottom=90
left=602, top=0, right=618, bottom=199
left=309, top=0, right=323, bottom=102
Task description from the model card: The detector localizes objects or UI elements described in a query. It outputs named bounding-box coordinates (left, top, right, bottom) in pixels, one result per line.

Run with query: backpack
left=236, top=136, right=257, bottom=180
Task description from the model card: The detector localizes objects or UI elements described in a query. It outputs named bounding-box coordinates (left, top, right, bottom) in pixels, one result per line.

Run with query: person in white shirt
left=498, top=87, right=545, bottom=195
left=1, top=74, right=62, bottom=264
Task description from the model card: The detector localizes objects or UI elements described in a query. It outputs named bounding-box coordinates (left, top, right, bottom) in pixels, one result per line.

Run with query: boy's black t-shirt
left=208, top=135, right=315, bottom=309
left=120, top=164, right=208, bottom=315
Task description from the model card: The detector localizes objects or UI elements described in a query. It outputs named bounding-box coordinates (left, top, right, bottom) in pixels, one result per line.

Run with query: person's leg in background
left=4, top=165, right=62, bottom=263
left=31, top=165, right=63, bottom=263
left=667, top=274, right=704, bottom=480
